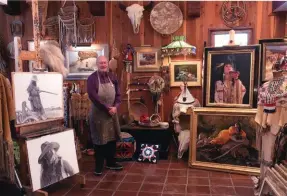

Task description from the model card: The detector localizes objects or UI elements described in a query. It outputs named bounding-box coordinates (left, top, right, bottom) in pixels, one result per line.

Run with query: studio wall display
left=12, top=72, right=64, bottom=126
left=133, top=46, right=161, bottom=72
left=203, top=45, right=260, bottom=108
left=259, top=38, right=285, bottom=83
left=170, top=60, right=201, bottom=86
left=65, top=44, right=109, bottom=80
left=190, top=108, right=260, bottom=175
left=26, top=129, right=79, bottom=191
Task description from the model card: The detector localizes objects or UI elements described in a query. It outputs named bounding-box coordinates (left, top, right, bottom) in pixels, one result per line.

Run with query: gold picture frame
left=170, top=60, right=201, bottom=87
left=189, top=107, right=260, bottom=175
left=203, top=45, right=260, bottom=108
left=133, top=46, right=161, bottom=72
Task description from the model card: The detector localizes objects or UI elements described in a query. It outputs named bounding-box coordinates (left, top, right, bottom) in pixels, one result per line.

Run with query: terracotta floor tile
left=186, top=185, right=211, bottom=194
left=102, top=174, right=125, bottom=182
left=144, top=175, right=166, bottom=184
left=232, top=178, right=254, bottom=187
left=209, top=171, right=230, bottom=178
left=138, top=192, right=162, bottom=196
left=170, top=162, right=188, bottom=169
left=146, top=169, right=168, bottom=176
left=117, top=182, right=142, bottom=192
left=166, top=176, right=187, bottom=184
left=113, top=191, right=138, bottom=196
left=188, top=178, right=210, bottom=185
left=163, top=184, right=186, bottom=194
left=123, top=174, right=145, bottom=183
left=85, top=172, right=105, bottom=181
left=140, top=183, right=164, bottom=193
left=168, top=169, right=187, bottom=177
left=96, top=181, right=120, bottom=190
left=162, top=194, right=185, bottom=196
left=230, top=173, right=251, bottom=179
left=188, top=169, right=209, bottom=178
left=83, top=181, right=99, bottom=189
left=210, top=178, right=233, bottom=186
left=64, top=186, right=92, bottom=196
left=128, top=168, right=147, bottom=175
left=131, top=162, right=151, bottom=169
left=150, top=163, right=170, bottom=169
left=210, top=186, right=236, bottom=195
left=89, top=189, right=114, bottom=196
left=235, top=186, right=255, bottom=196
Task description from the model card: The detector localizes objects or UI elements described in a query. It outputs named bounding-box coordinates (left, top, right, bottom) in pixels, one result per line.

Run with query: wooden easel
left=14, top=0, right=85, bottom=195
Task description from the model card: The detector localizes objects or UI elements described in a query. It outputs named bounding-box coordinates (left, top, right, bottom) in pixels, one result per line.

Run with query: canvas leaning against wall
left=189, top=108, right=260, bottom=175
left=26, top=129, right=79, bottom=191
left=12, top=72, right=64, bottom=126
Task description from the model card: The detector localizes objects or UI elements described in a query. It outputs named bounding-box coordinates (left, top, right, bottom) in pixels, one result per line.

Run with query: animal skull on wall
left=119, top=2, right=153, bottom=34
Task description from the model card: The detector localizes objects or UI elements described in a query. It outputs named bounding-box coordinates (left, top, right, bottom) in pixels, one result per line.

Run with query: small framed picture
left=259, top=38, right=285, bottom=83
left=65, top=44, right=109, bottom=80
left=133, top=46, right=161, bottom=72
left=170, top=60, right=201, bottom=86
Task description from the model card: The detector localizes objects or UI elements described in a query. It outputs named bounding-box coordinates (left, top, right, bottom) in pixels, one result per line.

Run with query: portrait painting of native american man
left=26, top=129, right=79, bottom=191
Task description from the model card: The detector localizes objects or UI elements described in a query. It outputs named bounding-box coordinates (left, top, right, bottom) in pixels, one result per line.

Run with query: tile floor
left=43, top=155, right=255, bottom=196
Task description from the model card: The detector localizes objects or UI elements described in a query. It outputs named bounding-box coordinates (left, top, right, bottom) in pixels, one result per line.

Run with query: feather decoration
left=39, top=40, right=68, bottom=77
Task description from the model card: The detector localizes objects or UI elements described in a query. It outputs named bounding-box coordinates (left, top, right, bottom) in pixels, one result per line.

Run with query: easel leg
left=75, top=174, right=86, bottom=188
left=23, top=186, right=48, bottom=196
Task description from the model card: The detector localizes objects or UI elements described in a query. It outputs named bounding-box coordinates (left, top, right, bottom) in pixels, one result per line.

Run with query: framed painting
left=26, top=129, right=79, bottom=191
left=259, top=38, right=285, bottom=83
left=189, top=108, right=260, bottom=175
left=170, top=60, right=201, bottom=86
left=65, top=44, right=109, bottom=80
left=133, top=46, right=161, bottom=72
left=203, top=45, right=260, bottom=108
left=12, top=72, right=64, bottom=127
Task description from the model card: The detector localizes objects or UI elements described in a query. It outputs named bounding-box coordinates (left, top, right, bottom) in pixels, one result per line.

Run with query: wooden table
left=120, top=124, right=172, bottom=159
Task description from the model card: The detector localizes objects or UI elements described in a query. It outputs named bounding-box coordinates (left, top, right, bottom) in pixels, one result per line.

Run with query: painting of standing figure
left=203, top=45, right=260, bottom=108
left=26, top=129, right=79, bottom=191
left=190, top=108, right=260, bottom=175
left=12, top=72, right=64, bottom=126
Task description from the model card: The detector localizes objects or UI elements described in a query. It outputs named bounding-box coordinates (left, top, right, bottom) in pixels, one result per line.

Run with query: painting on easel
left=26, top=129, right=79, bottom=191
left=12, top=72, right=64, bottom=126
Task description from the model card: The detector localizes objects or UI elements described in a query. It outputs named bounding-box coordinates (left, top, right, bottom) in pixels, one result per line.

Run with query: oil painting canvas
left=134, top=47, right=161, bottom=72
left=259, top=39, right=286, bottom=82
left=170, top=60, right=201, bottom=86
left=190, top=108, right=260, bottom=175
left=12, top=72, right=64, bottom=126
left=138, top=52, right=156, bottom=66
left=204, top=46, right=260, bottom=108
left=26, top=129, right=79, bottom=191
left=65, top=44, right=109, bottom=80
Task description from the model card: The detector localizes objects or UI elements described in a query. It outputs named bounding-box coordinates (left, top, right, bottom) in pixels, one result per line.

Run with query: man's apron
left=89, top=72, right=121, bottom=145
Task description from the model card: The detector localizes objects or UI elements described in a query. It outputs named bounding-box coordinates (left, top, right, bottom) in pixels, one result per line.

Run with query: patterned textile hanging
left=77, top=17, right=95, bottom=44
left=58, top=1, right=78, bottom=49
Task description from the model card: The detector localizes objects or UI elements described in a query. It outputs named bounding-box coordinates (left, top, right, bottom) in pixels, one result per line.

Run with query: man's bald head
left=96, top=55, right=108, bottom=72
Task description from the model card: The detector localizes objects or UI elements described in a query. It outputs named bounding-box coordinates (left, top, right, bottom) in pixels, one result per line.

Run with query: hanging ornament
left=221, top=1, right=247, bottom=28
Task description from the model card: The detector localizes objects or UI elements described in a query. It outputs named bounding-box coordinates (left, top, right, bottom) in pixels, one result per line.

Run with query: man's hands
left=109, top=107, right=117, bottom=116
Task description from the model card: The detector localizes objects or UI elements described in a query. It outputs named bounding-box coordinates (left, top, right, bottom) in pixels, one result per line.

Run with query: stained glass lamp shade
left=161, top=36, right=196, bottom=57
